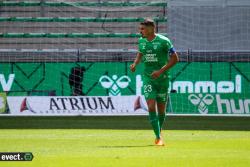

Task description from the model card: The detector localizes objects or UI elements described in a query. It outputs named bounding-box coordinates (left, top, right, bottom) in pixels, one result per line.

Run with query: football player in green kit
left=130, top=18, right=179, bottom=146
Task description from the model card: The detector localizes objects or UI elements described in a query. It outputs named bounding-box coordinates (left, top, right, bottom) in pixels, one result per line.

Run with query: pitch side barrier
left=0, top=49, right=250, bottom=62
left=0, top=17, right=167, bottom=23
left=0, top=1, right=167, bottom=7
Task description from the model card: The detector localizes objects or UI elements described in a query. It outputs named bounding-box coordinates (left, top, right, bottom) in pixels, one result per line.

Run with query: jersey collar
left=146, top=34, right=158, bottom=42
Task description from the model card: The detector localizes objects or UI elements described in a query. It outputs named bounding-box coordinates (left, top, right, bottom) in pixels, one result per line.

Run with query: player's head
left=139, top=18, right=155, bottom=38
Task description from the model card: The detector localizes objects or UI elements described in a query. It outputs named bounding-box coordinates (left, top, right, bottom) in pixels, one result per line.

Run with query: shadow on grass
left=97, top=145, right=155, bottom=148
left=0, top=116, right=250, bottom=130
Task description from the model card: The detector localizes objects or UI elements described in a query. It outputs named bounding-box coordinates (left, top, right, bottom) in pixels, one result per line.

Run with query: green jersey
left=138, top=34, right=173, bottom=79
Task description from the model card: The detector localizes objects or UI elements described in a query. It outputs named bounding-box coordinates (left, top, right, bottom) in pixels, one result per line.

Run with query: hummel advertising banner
left=1, top=62, right=250, bottom=116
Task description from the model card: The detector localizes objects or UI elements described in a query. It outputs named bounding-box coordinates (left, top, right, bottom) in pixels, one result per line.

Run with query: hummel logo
left=188, top=94, right=214, bottom=114
left=99, top=75, right=131, bottom=96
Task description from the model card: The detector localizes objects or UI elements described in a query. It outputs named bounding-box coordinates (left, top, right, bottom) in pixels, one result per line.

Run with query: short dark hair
left=140, top=18, right=155, bottom=27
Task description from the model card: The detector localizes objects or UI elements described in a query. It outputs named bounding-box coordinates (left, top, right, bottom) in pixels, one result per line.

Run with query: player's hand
left=130, top=63, right=136, bottom=72
left=151, top=70, right=161, bottom=79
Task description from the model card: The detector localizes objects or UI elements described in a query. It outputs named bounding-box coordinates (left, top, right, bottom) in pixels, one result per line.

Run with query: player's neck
left=146, top=33, right=156, bottom=42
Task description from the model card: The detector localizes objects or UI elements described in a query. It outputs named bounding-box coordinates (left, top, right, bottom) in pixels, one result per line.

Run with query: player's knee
left=147, top=100, right=156, bottom=111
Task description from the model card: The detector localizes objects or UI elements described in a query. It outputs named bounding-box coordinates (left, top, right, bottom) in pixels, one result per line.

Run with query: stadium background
left=0, top=0, right=250, bottom=126
left=0, top=1, right=250, bottom=167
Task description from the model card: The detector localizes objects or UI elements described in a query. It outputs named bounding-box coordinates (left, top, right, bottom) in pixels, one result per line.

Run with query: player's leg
left=157, top=102, right=166, bottom=131
left=148, top=99, right=164, bottom=146
left=156, top=80, right=169, bottom=133
left=155, top=96, right=167, bottom=146
left=143, top=79, right=161, bottom=142
left=146, top=99, right=161, bottom=140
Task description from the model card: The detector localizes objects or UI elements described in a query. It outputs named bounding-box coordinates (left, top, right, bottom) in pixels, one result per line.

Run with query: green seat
left=3, top=33, right=25, bottom=38
left=46, top=33, right=67, bottom=38
left=24, top=33, right=46, bottom=38
left=0, top=1, right=40, bottom=7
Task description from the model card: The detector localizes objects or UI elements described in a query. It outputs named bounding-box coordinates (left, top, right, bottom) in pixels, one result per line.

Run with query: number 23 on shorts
left=144, top=84, right=152, bottom=93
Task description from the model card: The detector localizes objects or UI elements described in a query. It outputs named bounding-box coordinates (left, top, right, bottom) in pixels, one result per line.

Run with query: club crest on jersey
left=153, top=45, right=158, bottom=50
left=141, top=43, right=146, bottom=50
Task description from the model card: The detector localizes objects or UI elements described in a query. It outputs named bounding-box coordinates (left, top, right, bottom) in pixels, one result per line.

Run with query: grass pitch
left=0, top=130, right=250, bottom=167
left=0, top=116, right=250, bottom=167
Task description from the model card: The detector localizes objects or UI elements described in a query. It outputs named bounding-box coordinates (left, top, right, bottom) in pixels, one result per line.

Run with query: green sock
left=158, top=112, right=166, bottom=131
left=148, top=112, right=161, bottom=139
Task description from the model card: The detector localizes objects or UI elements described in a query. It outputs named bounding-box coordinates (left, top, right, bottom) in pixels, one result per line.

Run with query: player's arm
left=130, top=52, right=143, bottom=72
left=151, top=49, right=179, bottom=79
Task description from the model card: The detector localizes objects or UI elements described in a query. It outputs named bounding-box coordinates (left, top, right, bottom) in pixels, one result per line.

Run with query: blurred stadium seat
left=0, top=0, right=167, bottom=50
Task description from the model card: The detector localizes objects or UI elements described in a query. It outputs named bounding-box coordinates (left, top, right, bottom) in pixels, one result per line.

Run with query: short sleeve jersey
left=138, top=34, right=173, bottom=79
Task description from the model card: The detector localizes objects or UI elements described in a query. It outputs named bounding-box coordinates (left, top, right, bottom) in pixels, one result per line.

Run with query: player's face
left=139, top=25, right=152, bottom=38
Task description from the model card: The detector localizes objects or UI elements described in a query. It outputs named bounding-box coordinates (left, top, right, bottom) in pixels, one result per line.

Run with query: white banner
left=6, top=96, right=148, bottom=116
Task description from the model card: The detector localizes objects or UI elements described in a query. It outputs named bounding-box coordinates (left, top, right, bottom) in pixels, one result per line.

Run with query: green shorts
left=143, top=75, right=169, bottom=103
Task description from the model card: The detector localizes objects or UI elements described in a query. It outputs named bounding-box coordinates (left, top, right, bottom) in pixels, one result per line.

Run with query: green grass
left=0, top=116, right=250, bottom=166
left=0, top=129, right=250, bottom=167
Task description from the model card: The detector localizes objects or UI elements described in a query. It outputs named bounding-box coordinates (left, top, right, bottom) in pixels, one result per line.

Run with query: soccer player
left=130, top=18, right=179, bottom=146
